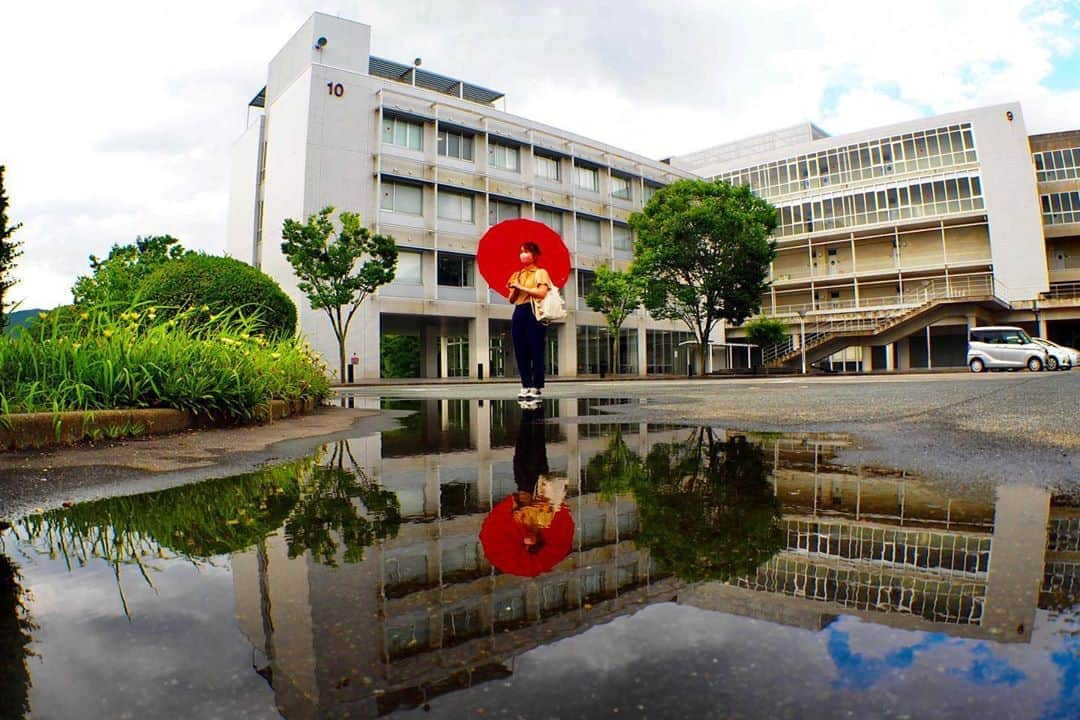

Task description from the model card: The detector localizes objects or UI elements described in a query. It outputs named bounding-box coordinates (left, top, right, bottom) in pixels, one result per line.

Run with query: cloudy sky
left=2, top=0, right=1080, bottom=309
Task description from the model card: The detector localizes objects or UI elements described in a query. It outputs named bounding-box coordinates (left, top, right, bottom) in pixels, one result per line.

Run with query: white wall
left=224, top=115, right=263, bottom=264
left=972, top=103, right=1050, bottom=301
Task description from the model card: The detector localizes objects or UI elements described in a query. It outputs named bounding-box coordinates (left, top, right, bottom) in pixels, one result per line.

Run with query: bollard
left=477, top=363, right=484, bottom=380
left=347, top=364, right=354, bottom=384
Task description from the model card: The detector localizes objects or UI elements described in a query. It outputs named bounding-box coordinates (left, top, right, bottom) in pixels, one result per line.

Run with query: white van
left=967, top=326, right=1048, bottom=372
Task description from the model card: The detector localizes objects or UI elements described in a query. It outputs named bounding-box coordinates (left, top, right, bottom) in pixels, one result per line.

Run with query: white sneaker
left=525, top=387, right=542, bottom=399
left=517, top=386, right=529, bottom=399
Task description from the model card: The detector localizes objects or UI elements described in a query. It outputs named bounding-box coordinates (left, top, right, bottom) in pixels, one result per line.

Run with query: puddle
left=1, top=398, right=1077, bottom=719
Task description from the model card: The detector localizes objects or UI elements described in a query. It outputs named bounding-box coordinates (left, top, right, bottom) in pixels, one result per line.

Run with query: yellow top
left=507, top=266, right=552, bottom=305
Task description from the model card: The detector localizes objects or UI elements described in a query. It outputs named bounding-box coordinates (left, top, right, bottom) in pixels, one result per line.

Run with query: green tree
left=72, top=234, right=188, bottom=306
left=281, top=206, right=398, bottom=382
left=742, top=316, right=789, bottom=365
left=0, top=554, right=36, bottom=720
left=0, top=166, right=24, bottom=332
left=285, top=443, right=402, bottom=565
left=585, top=265, right=643, bottom=375
left=381, top=333, right=421, bottom=378
left=139, top=253, right=297, bottom=336
left=598, top=428, right=783, bottom=583
left=629, top=179, right=778, bottom=375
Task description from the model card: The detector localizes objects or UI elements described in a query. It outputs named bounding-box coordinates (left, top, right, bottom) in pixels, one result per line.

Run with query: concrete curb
left=0, top=396, right=320, bottom=452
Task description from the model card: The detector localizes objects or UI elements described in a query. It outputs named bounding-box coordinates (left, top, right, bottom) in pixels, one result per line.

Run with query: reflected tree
left=284, top=442, right=402, bottom=566
left=0, top=553, right=36, bottom=719
left=598, top=428, right=783, bottom=583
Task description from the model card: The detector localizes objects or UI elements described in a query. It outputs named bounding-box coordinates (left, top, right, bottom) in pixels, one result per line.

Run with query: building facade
left=228, top=13, right=1080, bottom=378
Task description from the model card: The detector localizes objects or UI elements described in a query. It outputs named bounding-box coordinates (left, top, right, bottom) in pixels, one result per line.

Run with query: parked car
left=967, top=326, right=1048, bottom=372
left=1032, top=337, right=1079, bottom=371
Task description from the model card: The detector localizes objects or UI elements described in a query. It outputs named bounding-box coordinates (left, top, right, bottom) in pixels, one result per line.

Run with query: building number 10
left=327, top=82, right=344, bottom=97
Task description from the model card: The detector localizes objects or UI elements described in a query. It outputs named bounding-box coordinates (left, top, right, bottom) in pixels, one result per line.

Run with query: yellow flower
left=79, top=312, right=89, bottom=321
left=72, top=342, right=81, bottom=350
left=200, top=305, right=210, bottom=312
left=103, top=329, right=114, bottom=338
left=38, top=311, right=47, bottom=319
left=271, top=352, right=282, bottom=360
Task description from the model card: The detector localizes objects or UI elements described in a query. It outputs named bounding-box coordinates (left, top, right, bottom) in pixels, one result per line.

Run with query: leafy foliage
left=629, top=179, right=778, bottom=374
left=72, top=235, right=189, bottom=306
left=0, top=554, right=36, bottom=720
left=743, top=317, right=789, bottom=351
left=139, top=253, right=297, bottom=337
left=281, top=206, right=398, bottom=381
left=285, top=461, right=402, bottom=566
left=596, top=428, right=784, bottom=583
left=381, top=333, right=421, bottom=378
left=585, top=265, right=644, bottom=374
left=0, top=304, right=328, bottom=419
left=0, top=166, right=24, bottom=333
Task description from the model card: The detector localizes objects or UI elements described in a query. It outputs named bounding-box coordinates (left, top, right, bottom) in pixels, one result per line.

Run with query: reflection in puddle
left=0, top=397, right=1077, bottom=719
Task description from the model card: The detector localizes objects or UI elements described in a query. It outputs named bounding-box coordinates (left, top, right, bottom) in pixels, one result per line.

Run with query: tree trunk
left=339, top=340, right=347, bottom=384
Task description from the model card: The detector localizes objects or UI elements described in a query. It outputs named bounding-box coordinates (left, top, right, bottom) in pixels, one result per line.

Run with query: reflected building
left=230, top=402, right=1070, bottom=717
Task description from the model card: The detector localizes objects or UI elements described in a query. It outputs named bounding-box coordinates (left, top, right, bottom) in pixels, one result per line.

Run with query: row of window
left=381, top=181, right=634, bottom=249
left=383, top=116, right=655, bottom=201
left=775, top=176, right=985, bottom=237
left=1035, top=148, right=1080, bottom=183
left=1041, top=191, right=1080, bottom=225
left=392, top=255, right=612, bottom=292
left=715, top=124, right=979, bottom=201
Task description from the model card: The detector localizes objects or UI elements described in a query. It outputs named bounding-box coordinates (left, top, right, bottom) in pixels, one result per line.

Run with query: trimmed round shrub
left=138, top=254, right=297, bottom=336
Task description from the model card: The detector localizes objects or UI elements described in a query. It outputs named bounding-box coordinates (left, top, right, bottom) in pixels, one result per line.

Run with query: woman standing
left=507, top=241, right=551, bottom=399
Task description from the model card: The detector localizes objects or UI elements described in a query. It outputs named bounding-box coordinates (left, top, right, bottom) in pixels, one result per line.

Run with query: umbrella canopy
left=479, top=496, right=575, bottom=577
left=477, top=218, right=571, bottom=299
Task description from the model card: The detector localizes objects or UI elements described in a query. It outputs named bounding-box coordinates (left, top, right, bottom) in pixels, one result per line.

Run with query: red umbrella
left=477, top=218, right=571, bottom=299
left=479, top=496, right=575, bottom=577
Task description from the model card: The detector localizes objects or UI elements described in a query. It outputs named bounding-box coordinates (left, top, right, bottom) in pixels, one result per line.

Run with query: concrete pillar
left=885, top=342, right=895, bottom=371
left=558, top=316, right=578, bottom=377
left=421, top=325, right=439, bottom=378
left=357, top=302, right=381, bottom=380
left=422, top=251, right=437, bottom=300
left=983, top=485, right=1050, bottom=643
left=896, top=337, right=911, bottom=371
left=862, top=346, right=873, bottom=372
left=1037, top=316, right=1048, bottom=338
left=469, top=311, right=490, bottom=379
left=439, top=337, right=449, bottom=379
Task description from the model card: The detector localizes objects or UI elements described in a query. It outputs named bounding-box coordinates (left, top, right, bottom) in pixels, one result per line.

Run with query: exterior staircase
left=761, top=278, right=1010, bottom=369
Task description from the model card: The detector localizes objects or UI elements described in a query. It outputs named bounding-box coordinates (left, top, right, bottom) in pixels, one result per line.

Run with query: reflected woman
left=507, top=242, right=551, bottom=401
left=478, top=404, right=573, bottom=577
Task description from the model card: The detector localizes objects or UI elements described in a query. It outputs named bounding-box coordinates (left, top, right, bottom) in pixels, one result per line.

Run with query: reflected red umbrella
left=477, top=218, right=571, bottom=299
left=479, top=496, right=575, bottom=577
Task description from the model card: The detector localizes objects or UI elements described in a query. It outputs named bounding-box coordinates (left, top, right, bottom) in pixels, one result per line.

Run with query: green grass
left=0, top=304, right=330, bottom=421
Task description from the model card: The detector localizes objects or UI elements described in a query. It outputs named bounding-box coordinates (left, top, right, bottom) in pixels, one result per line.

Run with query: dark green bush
left=138, top=253, right=297, bottom=336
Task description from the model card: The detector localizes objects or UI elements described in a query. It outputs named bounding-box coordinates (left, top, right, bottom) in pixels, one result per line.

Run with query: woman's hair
left=521, top=241, right=542, bottom=257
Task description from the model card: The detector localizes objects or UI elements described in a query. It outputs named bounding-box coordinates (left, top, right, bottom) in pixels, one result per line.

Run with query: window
left=488, top=141, right=519, bottom=171
left=577, top=217, right=602, bottom=246
left=611, top=175, right=632, bottom=201
left=642, top=184, right=659, bottom=204
left=437, top=190, right=474, bottom=223
left=535, top=154, right=561, bottom=182
left=575, top=164, right=599, bottom=192
left=380, top=182, right=423, bottom=215
left=396, top=251, right=422, bottom=284
left=534, top=207, right=563, bottom=235
left=382, top=116, right=423, bottom=151
left=577, top=269, right=597, bottom=301
left=613, top=224, right=633, bottom=251
left=437, top=253, right=474, bottom=287
left=488, top=200, right=521, bottom=225
left=438, top=130, right=474, bottom=161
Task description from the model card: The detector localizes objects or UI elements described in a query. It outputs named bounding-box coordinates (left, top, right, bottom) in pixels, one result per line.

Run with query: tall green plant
left=585, top=265, right=643, bottom=375
left=0, top=166, right=24, bottom=333
left=743, top=317, right=789, bottom=364
left=281, top=207, right=398, bottom=382
left=629, top=179, right=777, bottom=375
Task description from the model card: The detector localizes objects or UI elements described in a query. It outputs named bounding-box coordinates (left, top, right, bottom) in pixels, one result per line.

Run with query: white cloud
left=2, top=0, right=1079, bottom=309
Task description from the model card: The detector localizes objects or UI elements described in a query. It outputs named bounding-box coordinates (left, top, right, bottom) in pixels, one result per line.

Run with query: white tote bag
left=533, top=286, right=568, bottom=324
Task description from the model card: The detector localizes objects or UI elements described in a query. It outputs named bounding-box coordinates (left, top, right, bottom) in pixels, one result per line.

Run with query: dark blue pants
left=512, top=303, right=547, bottom=389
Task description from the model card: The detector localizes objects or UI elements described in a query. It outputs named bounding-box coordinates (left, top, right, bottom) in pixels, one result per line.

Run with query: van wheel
left=1027, top=356, right=1043, bottom=372
left=969, top=358, right=985, bottom=373
left=1047, top=356, right=1059, bottom=371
